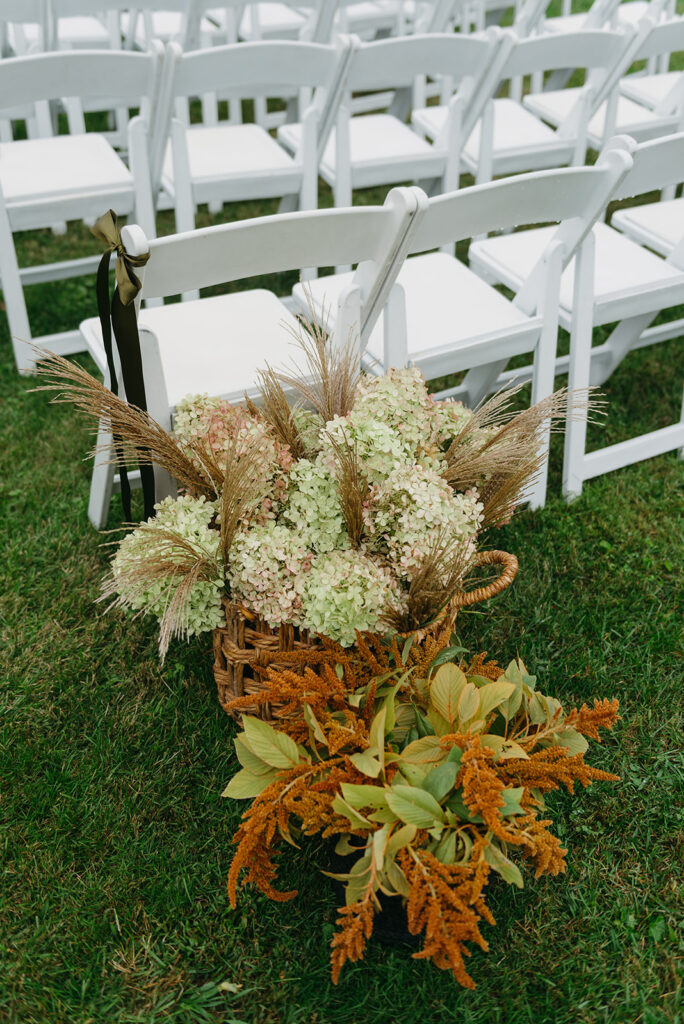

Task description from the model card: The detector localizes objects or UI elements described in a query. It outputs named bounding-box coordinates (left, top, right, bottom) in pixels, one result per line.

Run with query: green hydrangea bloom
left=281, top=458, right=348, bottom=553
left=112, top=495, right=225, bottom=636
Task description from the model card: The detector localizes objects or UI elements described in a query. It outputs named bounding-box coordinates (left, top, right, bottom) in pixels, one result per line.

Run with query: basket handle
left=452, top=550, right=519, bottom=610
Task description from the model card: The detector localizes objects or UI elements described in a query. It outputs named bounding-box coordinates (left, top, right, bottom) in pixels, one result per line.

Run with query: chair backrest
left=610, top=131, right=684, bottom=199
left=0, top=0, right=49, bottom=56
left=342, top=29, right=510, bottom=138
left=631, top=13, right=684, bottom=61
left=405, top=138, right=634, bottom=313
left=129, top=186, right=426, bottom=353
left=503, top=27, right=631, bottom=80
left=0, top=46, right=162, bottom=113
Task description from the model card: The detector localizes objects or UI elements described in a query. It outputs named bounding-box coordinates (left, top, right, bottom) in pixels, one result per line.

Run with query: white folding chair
left=618, top=16, right=684, bottom=114
left=524, top=16, right=684, bottom=148
left=278, top=30, right=508, bottom=206
left=466, top=133, right=684, bottom=497
left=156, top=36, right=353, bottom=235
left=47, top=0, right=114, bottom=50
left=292, top=142, right=633, bottom=506
left=0, top=46, right=164, bottom=371
left=0, top=0, right=50, bottom=55
left=78, top=185, right=426, bottom=527
left=413, top=28, right=636, bottom=184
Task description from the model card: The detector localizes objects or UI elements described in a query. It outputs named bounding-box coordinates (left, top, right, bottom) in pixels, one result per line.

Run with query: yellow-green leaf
left=222, top=768, right=277, bottom=800
left=422, top=761, right=459, bottom=802
left=303, top=704, right=327, bottom=746
left=500, top=786, right=526, bottom=816
left=484, top=842, right=524, bottom=888
left=234, top=734, right=274, bottom=775
left=242, top=716, right=300, bottom=769
left=385, top=859, right=410, bottom=897
left=331, top=795, right=372, bottom=829
left=387, top=823, right=417, bottom=856
left=430, top=664, right=467, bottom=724
left=478, top=681, right=516, bottom=721
left=399, top=735, right=446, bottom=764
left=458, top=682, right=480, bottom=724
left=433, top=830, right=458, bottom=864
left=551, top=728, right=589, bottom=755
left=372, top=824, right=391, bottom=870
left=340, top=783, right=388, bottom=810
left=481, top=735, right=529, bottom=760
left=385, top=785, right=445, bottom=829
left=349, top=751, right=383, bottom=778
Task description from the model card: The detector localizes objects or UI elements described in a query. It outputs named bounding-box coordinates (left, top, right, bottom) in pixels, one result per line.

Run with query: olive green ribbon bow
left=92, top=209, right=149, bottom=306
left=92, top=210, right=155, bottom=522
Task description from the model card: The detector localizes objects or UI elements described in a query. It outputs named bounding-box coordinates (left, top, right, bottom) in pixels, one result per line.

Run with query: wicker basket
left=213, top=549, right=519, bottom=720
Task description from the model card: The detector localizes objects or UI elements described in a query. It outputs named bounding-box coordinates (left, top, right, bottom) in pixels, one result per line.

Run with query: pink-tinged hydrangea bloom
left=227, top=523, right=312, bottom=629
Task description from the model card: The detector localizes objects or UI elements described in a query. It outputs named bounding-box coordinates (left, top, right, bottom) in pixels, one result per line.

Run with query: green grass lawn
left=2, top=42, right=684, bottom=1024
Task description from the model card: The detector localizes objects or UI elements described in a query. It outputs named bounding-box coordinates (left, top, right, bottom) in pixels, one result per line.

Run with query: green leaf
left=349, top=750, right=383, bottom=778
left=414, top=706, right=436, bottom=738
left=428, top=645, right=469, bottom=672
left=242, top=716, right=301, bottom=769
left=433, top=830, right=458, bottom=864
left=478, top=681, right=516, bottom=720
left=234, top=734, right=274, bottom=775
left=398, top=762, right=429, bottom=786
left=401, top=635, right=415, bottom=664
left=385, top=785, right=445, bottom=829
left=334, top=834, right=361, bottom=857
left=528, top=693, right=549, bottom=725
left=340, top=783, right=388, bottom=810
left=385, top=859, right=410, bottom=897
left=484, top=842, right=524, bottom=888
left=457, top=682, right=480, bottom=724
left=331, top=796, right=372, bottom=830
left=503, top=660, right=523, bottom=686
left=369, top=707, right=387, bottom=758
left=446, top=791, right=483, bottom=823
left=222, top=768, right=277, bottom=799
left=399, top=735, right=445, bottom=764
left=422, top=762, right=459, bottom=802
left=426, top=707, right=451, bottom=737
left=344, top=853, right=373, bottom=905
left=500, top=786, right=526, bottom=816
left=551, top=727, right=589, bottom=755
left=372, top=824, right=391, bottom=870
left=446, top=745, right=464, bottom=767
left=430, top=664, right=467, bottom=724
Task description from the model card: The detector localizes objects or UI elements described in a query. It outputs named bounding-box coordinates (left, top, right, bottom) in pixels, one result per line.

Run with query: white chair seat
left=616, top=1, right=651, bottom=27
left=279, top=114, right=441, bottom=185
left=462, top=97, right=570, bottom=169
left=121, top=11, right=185, bottom=45
left=293, top=252, right=538, bottom=378
left=342, top=1, right=402, bottom=34
left=80, top=289, right=301, bottom=408
left=239, top=3, right=308, bottom=39
left=523, top=89, right=674, bottom=145
left=543, top=12, right=590, bottom=33
left=470, top=221, right=684, bottom=323
left=411, top=103, right=447, bottom=139
left=611, top=196, right=684, bottom=256
left=56, top=16, right=111, bottom=47
left=162, top=123, right=301, bottom=198
left=620, top=71, right=682, bottom=110
left=0, top=134, right=133, bottom=208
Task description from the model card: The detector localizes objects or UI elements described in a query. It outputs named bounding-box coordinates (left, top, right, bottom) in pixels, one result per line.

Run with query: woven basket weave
left=213, top=549, right=518, bottom=721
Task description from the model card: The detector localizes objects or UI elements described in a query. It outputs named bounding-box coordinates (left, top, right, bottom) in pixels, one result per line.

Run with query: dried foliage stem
left=32, top=351, right=218, bottom=498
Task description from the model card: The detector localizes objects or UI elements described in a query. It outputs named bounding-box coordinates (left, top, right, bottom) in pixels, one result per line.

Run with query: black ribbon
left=92, top=210, right=156, bottom=523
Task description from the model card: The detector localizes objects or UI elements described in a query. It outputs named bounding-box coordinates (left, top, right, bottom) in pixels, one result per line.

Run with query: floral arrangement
left=35, top=323, right=587, bottom=656
left=223, top=631, right=620, bottom=987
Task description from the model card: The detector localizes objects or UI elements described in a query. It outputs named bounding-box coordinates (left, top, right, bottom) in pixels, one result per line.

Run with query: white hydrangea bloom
left=228, top=523, right=312, bottom=629
left=281, top=458, right=348, bottom=553
left=112, top=495, right=225, bottom=636
left=296, top=549, right=397, bottom=646
left=430, top=396, right=476, bottom=446
left=364, top=464, right=483, bottom=578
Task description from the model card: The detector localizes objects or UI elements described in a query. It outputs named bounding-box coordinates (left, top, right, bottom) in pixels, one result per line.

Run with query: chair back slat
left=610, top=131, right=684, bottom=199
left=0, top=49, right=160, bottom=109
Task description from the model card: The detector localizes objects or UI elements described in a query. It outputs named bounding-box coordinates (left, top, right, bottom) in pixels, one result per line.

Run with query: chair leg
left=88, top=419, right=116, bottom=530
left=0, top=198, right=33, bottom=372
left=562, top=239, right=595, bottom=502
left=590, top=312, right=656, bottom=386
